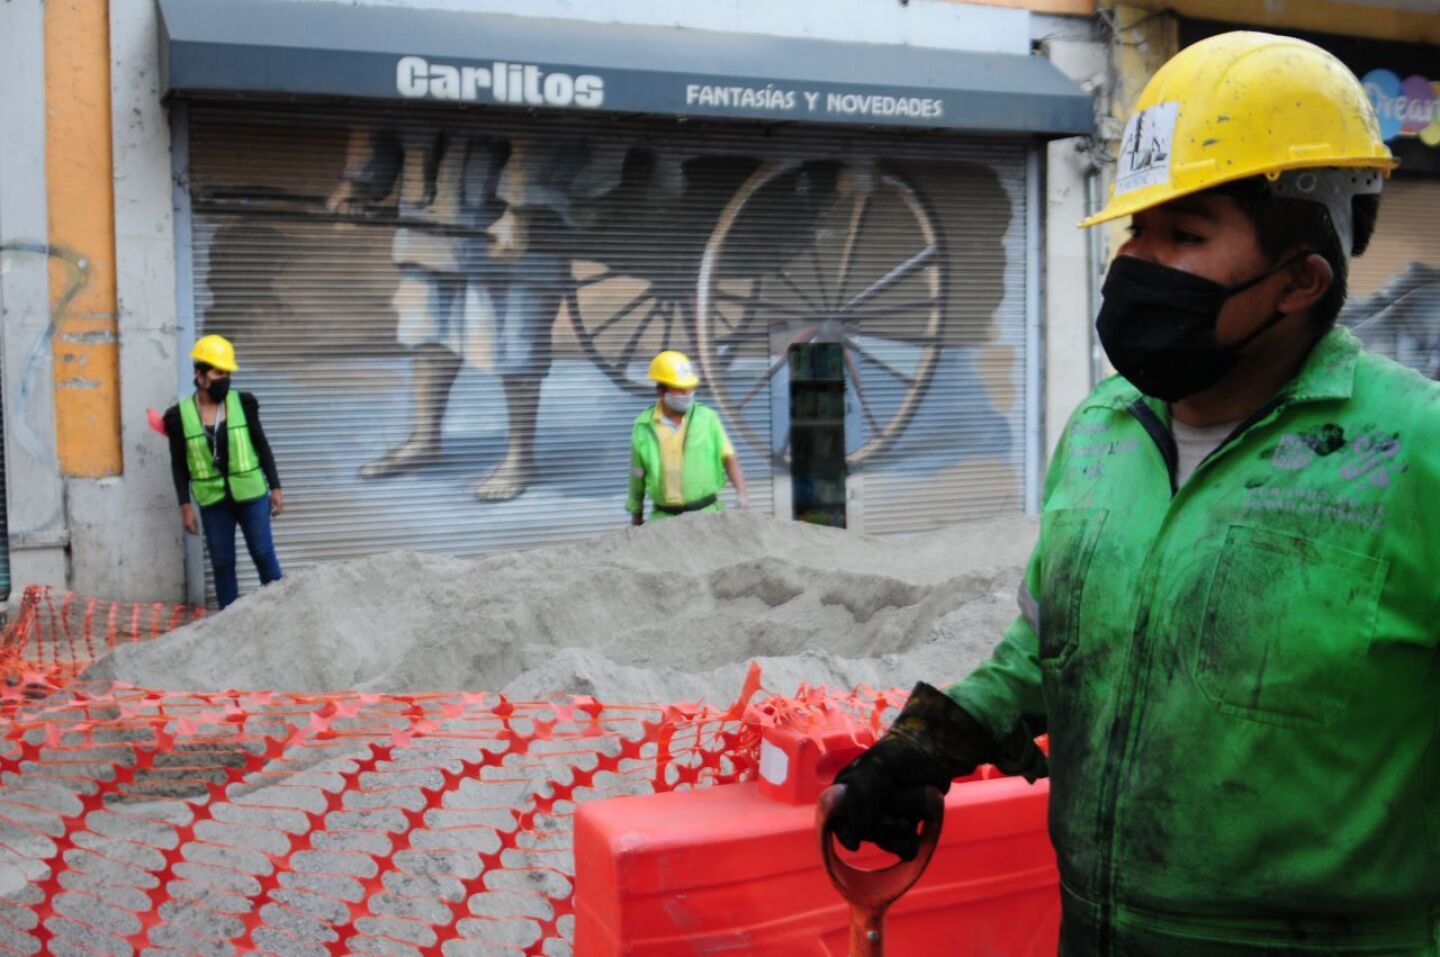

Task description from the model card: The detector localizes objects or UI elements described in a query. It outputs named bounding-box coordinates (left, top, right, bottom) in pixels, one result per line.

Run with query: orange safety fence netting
left=1, top=586, right=206, bottom=687
left=0, top=590, right=906, bottom=956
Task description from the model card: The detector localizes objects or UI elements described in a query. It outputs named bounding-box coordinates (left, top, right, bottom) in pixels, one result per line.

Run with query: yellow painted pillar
left=45, top=0, right=121, bottom=477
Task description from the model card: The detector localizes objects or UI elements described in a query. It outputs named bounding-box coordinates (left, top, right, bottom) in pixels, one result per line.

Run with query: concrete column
left=65, top=0, right=185, bottom=602
left=0, top=0, right=71, bottom=607
left=1037, top=19, right=1108, bottom=457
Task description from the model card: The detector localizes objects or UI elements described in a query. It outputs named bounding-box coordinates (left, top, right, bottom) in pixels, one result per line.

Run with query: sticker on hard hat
left=676, top=360, right=694, bottom=378
left=1116, top=101, right=1180, bottom=196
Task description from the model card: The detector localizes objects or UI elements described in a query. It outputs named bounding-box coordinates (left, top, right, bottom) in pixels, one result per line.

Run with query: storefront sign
left=392, top=56, right=950, bottom=123
left=159, top=0, right=1093, bottom=136
left=1362, top=69, right=1440, bottom=147
left=388, top=59, right=952, bottom=122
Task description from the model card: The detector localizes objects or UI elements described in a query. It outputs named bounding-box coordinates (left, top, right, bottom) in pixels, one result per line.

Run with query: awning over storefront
left=157, top=0, right=1093, bottom=136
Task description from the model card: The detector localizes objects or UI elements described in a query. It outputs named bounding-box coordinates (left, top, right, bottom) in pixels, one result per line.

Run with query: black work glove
left=829, top=682, right=1047, bottom=861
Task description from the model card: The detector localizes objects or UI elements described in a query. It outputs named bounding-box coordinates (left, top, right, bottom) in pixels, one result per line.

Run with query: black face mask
left=1096, top=255, right=1301, bottom=402
left=205, top=379, right=231, bottom=402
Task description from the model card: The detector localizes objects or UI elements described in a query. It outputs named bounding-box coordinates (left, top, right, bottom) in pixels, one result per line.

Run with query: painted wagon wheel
left=565, top=266, right=698, bottom=398
left=695, top=160, right=949, bottom=467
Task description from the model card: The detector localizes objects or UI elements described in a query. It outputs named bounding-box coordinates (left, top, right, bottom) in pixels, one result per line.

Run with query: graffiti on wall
left=0, top=242, right=90, bottom=467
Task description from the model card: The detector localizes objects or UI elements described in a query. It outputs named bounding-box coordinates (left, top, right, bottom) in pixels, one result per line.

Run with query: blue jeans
left=200, top=495, right=282, bottom=609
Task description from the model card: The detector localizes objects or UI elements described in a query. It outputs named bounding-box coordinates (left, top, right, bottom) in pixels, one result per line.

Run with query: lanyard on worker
left=198, top=389, right=226, bottom=468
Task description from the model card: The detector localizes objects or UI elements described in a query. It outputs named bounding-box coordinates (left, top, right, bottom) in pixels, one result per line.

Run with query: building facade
left=4, top=0, right=1109, bottom=606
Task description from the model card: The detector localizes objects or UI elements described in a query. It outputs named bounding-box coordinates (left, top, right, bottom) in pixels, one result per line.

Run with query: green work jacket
left=952, top=328, right=1440, bottom=955
left=626, top=402, right=729, bottom=518
left=179, top=392, right=268, bottom=507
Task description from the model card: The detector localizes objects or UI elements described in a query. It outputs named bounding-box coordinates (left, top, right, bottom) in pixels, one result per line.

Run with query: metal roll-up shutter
left=183, top=101, right=1031, bottom=593
left=1343, top=177, right=1440, bottom=378
left=844, top=150, right=1030, bottom=533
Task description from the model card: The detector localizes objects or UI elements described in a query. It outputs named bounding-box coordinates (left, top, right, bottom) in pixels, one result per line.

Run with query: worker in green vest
left=627, top=350, right=748, bottom=525
left=827, top=33, right=1440, bottom=955
left=163, top=335, right=284, bottom=609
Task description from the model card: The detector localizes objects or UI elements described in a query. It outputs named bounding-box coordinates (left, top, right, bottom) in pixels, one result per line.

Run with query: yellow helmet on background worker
left=190, top=334, right=239, bottom=373
left=648, top=350, right=700, bottom=390
left=1081, top=31, right=1397, bottom=254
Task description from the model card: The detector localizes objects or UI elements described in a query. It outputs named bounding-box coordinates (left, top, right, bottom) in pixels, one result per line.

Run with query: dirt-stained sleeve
left=945, top=545, right=1047, bottom=740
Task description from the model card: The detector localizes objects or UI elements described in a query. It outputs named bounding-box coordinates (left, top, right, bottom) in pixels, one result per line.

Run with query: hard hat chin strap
left=1266, top=168, right=1384, bottom=259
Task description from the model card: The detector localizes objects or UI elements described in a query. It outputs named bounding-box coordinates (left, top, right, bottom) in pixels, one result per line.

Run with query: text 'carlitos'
left=396, top=56, right=604, bottom=107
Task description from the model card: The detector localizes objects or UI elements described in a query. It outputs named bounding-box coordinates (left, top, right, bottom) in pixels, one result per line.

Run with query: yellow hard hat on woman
left=190, top=334, right=239, bottom=372
left=648, top=350, right=700, bottom=389
left=1082, top=31, right=1397, bottom=253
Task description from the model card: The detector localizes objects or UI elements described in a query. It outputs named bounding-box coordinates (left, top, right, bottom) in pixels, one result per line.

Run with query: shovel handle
left=817, top=784, right=945, bottom=957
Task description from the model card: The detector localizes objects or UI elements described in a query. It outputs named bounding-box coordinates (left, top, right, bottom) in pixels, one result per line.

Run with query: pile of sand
left=89, top=512, right=1037, bottom=701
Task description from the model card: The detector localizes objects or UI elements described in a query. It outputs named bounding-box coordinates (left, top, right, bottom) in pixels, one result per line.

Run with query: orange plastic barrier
left=0, top=584, right=205, bottom=685
left=573, top=707, right=1059, bottom=956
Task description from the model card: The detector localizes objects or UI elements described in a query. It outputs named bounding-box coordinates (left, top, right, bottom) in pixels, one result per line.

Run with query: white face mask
left=662, top=392, right=693, bottom=414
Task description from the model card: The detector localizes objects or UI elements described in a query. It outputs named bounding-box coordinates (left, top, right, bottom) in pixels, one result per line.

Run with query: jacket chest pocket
left=1192, top=524, right=1387, bottom=730
left=1038, top=508, right=1109, bottom=668
left=684, top=428, right=712, bottom=470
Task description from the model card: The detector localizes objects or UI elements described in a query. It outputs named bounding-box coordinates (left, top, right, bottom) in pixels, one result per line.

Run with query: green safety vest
left=626, top=402, right=729, bottom=518
left=179, top=392, right=268, bottom=507
left=951, top=328, right=1440, bottom=955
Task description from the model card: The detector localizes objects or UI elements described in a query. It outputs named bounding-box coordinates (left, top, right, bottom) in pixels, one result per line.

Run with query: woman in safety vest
left=163, top=335, right=284, bottom=609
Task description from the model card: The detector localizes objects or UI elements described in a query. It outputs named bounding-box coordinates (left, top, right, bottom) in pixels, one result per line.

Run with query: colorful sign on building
left=1363, top=69, right=1440, bottom=146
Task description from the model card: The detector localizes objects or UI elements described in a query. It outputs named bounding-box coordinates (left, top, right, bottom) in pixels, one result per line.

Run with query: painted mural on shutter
left=183, top=102, right=1029, bottom=598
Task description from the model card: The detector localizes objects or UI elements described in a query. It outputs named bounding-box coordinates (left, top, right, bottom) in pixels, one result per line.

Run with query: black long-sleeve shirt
left=164, top=391, right=281, bottom=506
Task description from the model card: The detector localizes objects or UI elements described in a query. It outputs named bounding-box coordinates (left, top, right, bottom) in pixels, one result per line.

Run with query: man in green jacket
left=628, top=350, right=748, bottom=525
left=829, top=32, right=1440, bottom=955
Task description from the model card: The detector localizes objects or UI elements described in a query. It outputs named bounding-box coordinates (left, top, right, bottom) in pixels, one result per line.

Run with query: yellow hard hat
left=190, top=334, right=238, bottom=372
left=1082, top=31, right=1396, bottom=235
left=648, top=350, right=700, bottom=390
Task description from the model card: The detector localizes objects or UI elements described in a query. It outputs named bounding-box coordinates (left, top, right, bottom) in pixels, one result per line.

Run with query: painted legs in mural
left=359, top=264, right=466, bottom=480
left=358, top=259, right=561, bottom=501
left=473, top=268, right=558, bottom=501
left=361, top=361, right=544, bottom=500
left=335, top=128, right=619, bottom=501
left=359, top=344, right=462, bottom=479
left=478, top=377, right=542, bottom=501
